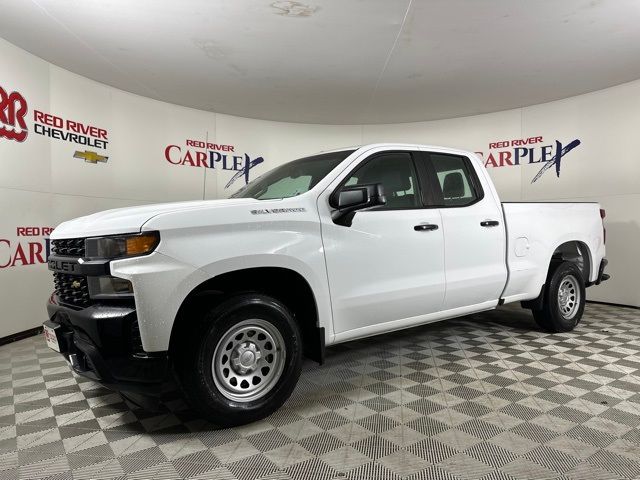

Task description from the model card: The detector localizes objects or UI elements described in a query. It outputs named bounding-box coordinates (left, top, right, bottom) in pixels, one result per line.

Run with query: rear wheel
left=532, top=261, right=585, bottom=332
left=176, top=294, right=302, bottom=426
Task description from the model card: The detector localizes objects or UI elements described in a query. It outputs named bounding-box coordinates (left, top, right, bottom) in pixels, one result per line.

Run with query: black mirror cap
left=330, top=183, right=386, bottom=226
left=330, top=183, right=386, bottom=210
left=337, top=187, right=367, bottom=209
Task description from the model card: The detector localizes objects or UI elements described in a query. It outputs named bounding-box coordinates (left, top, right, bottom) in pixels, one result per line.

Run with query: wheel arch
left=169, top=266, right=325, bottom=364
left=549, top=239, right=593, bottom=283
left=522, top=239, right=593, bottom=311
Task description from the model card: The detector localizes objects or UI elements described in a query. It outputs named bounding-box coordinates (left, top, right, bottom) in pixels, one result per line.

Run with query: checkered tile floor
left=2, top=303, right=640, bottom=480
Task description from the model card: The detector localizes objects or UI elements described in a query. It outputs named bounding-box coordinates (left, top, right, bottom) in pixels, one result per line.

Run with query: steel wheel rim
left=557, top=274, right=580, bottom=320
left=212, top=319, right=286, bottom=402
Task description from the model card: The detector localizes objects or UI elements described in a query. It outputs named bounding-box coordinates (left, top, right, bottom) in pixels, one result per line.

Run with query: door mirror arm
left=329, top=183, right=386, bottom=227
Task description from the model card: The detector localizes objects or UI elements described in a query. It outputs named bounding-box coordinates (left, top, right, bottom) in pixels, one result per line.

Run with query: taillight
left=600, top=208, right=606, bottom=244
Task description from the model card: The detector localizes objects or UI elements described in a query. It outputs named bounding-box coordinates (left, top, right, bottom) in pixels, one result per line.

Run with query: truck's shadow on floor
left=111, top=305, right=545, bottom=432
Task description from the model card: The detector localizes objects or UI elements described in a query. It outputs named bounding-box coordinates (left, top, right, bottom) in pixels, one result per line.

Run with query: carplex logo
left=476, top=136, right=581, bottom=183
left=165, top=139, right=265, bottom=189
left=0, top=85, right=28, bottom=142
left=0, top=226, right=53, bottom=269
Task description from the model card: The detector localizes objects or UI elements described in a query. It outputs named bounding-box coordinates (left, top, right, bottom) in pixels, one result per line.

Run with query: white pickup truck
left=44, top=143, right=609, bottom=426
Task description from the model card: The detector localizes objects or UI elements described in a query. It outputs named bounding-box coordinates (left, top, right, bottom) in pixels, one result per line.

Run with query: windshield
left=231, top=150, right=356, bottom=200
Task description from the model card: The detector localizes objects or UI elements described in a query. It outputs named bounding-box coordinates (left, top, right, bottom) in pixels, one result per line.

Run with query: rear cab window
left=427, top=153, right=484, bottom=207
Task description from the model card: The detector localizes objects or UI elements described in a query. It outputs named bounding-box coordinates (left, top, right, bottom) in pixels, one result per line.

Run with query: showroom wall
left=1, top=37, right=639, bottom=338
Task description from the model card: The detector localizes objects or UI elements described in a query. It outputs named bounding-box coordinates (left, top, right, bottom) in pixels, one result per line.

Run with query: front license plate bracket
left=43, top=320, right=64, bottom=353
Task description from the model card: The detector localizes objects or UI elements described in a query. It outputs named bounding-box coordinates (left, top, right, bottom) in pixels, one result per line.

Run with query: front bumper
left=45, top=295, right=174, bottom=396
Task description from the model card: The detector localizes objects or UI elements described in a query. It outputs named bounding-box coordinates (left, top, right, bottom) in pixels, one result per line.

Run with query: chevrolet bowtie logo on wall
left=73, top=150, right=108, bottom=164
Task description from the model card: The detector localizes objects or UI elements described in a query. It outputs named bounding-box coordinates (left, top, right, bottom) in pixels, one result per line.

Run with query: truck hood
left=51, top=198, right=256, bottom=239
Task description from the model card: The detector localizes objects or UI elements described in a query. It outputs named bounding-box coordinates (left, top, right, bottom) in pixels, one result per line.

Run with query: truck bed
left=500, top=202, right=605, bottom=303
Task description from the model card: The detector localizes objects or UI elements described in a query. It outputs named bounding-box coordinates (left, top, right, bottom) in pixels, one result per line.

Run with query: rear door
left=420, top=151, right=507, bottom=309
left=319, top=148, right=445, bottom=337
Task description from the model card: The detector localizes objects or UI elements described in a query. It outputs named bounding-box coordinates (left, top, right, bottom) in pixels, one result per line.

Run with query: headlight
left=87, top=276, right=134, bottom=299
left=85, top=232, right=160, bottom=259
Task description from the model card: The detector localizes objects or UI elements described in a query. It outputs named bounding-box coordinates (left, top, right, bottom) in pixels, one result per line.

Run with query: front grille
left=53, top=273, right=91, bottom=308
left=52, top=238, right=86, bottom=257
left=51, top=237, right=91, bottom=308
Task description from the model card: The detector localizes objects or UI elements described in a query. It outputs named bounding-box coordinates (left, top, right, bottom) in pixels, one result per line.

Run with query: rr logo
left=0, top=86, right=28, bottom=142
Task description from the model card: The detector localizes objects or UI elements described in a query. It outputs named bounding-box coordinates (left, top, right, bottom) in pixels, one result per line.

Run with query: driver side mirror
left=329, top=183, right=386, bottom=226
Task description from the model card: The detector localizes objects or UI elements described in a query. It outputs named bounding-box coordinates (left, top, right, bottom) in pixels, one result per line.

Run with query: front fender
left=110, top=252, right=209, bottom=352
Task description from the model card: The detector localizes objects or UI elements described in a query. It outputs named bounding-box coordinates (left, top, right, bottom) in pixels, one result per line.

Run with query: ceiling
left=2, top=0, right=640, bottom=124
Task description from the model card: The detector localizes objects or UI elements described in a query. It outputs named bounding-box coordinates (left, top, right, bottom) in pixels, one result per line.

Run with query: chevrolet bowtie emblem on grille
left=71, top=280, right=81, bottom=289
left=73, top=150, right=108, bottom=164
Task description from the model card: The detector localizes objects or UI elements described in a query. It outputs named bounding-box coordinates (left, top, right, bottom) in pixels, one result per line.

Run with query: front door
left=319, top=149, right=446, bottom=338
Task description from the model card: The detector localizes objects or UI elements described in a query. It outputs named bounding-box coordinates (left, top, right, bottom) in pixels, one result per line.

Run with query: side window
left=430, top=154, right=481, bottom=207
left=344, top=152, right=421, bottom=209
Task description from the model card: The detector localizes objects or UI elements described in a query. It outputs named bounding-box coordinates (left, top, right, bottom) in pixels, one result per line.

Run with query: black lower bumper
left=45, top=295, right=174, bottom=396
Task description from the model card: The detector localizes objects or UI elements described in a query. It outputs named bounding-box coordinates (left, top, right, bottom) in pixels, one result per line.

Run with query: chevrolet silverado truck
left=44, top=143, right=609, bottom=426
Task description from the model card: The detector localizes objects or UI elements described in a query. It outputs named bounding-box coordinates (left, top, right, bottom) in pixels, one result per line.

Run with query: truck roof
left=321, top=143, right=477, bottom=158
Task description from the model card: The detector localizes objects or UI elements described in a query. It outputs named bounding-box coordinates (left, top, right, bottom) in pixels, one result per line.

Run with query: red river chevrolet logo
left=165, top=140, right=265, bottom=188
left=0, top=85, right=28, bottom=142
left=476, top=136, right=581, bottom=183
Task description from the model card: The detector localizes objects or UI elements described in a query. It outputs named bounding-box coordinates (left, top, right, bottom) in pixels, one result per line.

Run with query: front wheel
left=176, top=294, right=302, bottom=427
left=532, top=261, right=585, bottom=332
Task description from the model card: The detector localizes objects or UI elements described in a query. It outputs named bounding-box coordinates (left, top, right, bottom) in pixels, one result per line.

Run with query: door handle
left=414, top=224, right=439, bottom=231
left=480, top=220, right=500, bottom=227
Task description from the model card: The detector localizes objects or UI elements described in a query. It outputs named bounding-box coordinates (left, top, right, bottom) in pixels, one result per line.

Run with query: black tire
left=532, top=261, right=585, bottom=332
left=175, top=293, right=302, bottom=427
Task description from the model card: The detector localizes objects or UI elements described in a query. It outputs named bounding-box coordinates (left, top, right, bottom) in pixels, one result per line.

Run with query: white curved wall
left=1, top=37, right=639, bottom=338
